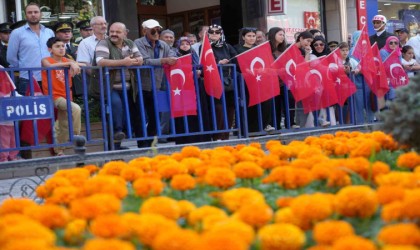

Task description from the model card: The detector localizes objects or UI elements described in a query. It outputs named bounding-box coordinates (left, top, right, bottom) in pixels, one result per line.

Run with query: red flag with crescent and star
left=383, top=49, right=409, bottom=88
left=236, top=41, right=280, bottom=107
left=325, top=49, right=357, bottom=106
left=0, top=66, right=16, bottom=96
left=299, top=56, right=337, bottom=113
left=199, top=32, right=223, bottom=99
left=273, top=44, right=316, bottom=101
left=351, top=25, right=380, bottom=96
left=164, top=54, right=197, bottom=118
left=371, top=43, right=390, bottom=97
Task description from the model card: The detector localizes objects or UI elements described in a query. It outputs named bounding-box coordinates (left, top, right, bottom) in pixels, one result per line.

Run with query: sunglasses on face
left=389, top=41, right=398, bottom=45
left=150, top=28, right=161, bottom=35
left=314, top=43, right=325, bottom=47
left=208, top=30, right=221, bottom=35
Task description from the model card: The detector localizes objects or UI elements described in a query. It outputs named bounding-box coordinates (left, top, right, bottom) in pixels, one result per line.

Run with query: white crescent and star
left=170, top=69, right=186, bottom=96
left=285, top=59, right=296, bottom=80
left=304, top=69, right=323, bottom=93
left=327, top=63, right=339, bottom=80
left=389, top=63, right=404, bottom=79
left=204, top=49, right=215, bottom=73
left=250, top=57, right=265, bottom=82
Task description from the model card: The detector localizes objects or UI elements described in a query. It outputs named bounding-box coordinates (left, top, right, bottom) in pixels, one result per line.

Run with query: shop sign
left=268, top=0, right=285, bottom=15
left=356, top=0, right=367, bottom=30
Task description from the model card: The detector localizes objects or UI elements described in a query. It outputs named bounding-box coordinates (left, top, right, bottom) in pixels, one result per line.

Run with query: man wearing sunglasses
left=369, top=15, right=392, bottom=49
left=134, top=19, right=177, bottom=148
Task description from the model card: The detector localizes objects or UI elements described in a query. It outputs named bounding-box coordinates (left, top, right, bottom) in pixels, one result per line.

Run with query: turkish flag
left=0, top=67, right=16, bottom=96
left=199, top=32, right=223, bottom=99
left=383, top=49, right=409, bottom=88
left=371, top=43, right=390, bottom=97
left=300, top=56, right=337, bottom=113
left=165, top=54, right=197, bottom=118
left=20, top=77, right=53, bottom=145
left=325, top=49, right=357, bottom=106
left=237, top=41, right=280, bottom=106
left=351, top=25, right=379, bottom=96
left=273, top=44, right=316, bottom=101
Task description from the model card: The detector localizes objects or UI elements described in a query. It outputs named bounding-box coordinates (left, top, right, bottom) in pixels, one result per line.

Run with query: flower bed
left=1, top=131, right=420, bottom=250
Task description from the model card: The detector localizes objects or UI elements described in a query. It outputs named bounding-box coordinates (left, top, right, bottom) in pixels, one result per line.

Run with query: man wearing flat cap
left=134, top=19, right=177, bottom=148
left=54, top=21, right=78, bottom=60
left=75, top=20, right=93, bottom=44
left=396, top=28, right=410, bottom=47
left=0, top=22, right=12, bottom=67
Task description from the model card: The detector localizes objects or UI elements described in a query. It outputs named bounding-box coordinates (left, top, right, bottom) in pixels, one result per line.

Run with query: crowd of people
left=0, top=2, right=418, bottom=161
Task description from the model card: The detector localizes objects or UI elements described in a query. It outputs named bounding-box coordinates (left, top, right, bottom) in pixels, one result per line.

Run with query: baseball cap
left=142, top=19, right=162, bottom=29
left=396, top=28, right=409, bottom=34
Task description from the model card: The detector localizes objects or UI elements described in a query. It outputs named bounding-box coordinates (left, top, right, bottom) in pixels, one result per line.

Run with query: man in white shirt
left=407, top=31, right=420, bottom=64
left=76, top=16, right=108, bottom=65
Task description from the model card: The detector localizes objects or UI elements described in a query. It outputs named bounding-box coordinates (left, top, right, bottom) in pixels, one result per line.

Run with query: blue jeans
left=17, top=78, right=30, bottom=95
left=110, top=90, right=127, bottom=133
left=353, top=75, right=374, bottom=125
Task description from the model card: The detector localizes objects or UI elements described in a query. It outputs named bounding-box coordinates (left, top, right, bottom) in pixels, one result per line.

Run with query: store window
left=379, top=1, right=419, bottom=36
left=266, top=0, right=321, bottom=43
left=18, top=0, right=103, bottom=27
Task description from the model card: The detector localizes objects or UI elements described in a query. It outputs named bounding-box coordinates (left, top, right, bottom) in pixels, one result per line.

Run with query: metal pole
left=16, top=0, right=22, bottom=21
left=338, top=0, right=348, bottom=43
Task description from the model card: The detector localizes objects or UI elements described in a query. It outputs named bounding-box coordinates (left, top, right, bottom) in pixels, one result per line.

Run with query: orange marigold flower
left=207, top=219, right=255, bottom=245
left=237, top=202, right=273, bottom=228
left=70, top=194, right=121, bottom=220
left=120, top=166, right=144, bottom=182
left=157, top=158, right=188, bottom=179
left=401, top=189, right=420, bottom=220
left=332, top=235, right=377, bottom=250
left=54, top=168, right=91, bottom=187
left=335, top=185, right=378, bottom=218
left=122, top=213, right=178, bottom=246
left=257, top=223, right=306, bottom=250
left=187, top=205, right=228, bottom=226
left=152, top=228, right=201, bottom=250
left=269, top=145, right=293, bottom=159
left=98, top=160, right=128, bottom=176
left=201, top=213, right=230, bottom=231
left=1, top=239, right=56, bottom=250
left=381, top=201, right=403, bottom=222
left=23, top=204, right=70, bottom=229
left=180, top=145, right=201, bottom=158
left=276, top=196, right=294, bottom=208
left=0, top=198, right=37, bottom=215
left=90, top=214, right=131, bottom=239
left=290, top=193, right=333, bottom=223
left=83, top=238, right=135, bottom=250
left=204, top=167, right=236, bottom=189
left=265, top=140, right=282, bottom=151
left=375, top=172, right=418, bottom=188
left=83, top=164, right=100, bottom=174
left=170, top=174, right=196, bottom=191
left=128, top=157, right=152, bottom=172
left=199, top=232, right=248, bottom=250
left=63, top=219, right=87, bottom=245
left=263, top=167, right=313, bottom=189
left=397, top=152, right=420, bottom=169
left=307, top=245, right=333, bottom=250
left=44, top=186, right=82, bottom=205
left=377, top=223, right=420, bottom=246
left=171, top=152, right=184, bottom=161
left=42, top=176, right=73, bottom=196
left=132, top=177, right=165, bottom=198
left=349, top=139, right=381, bottom=158
left=233, top=161, right=264, bottom=179
left=220, top=188, right=265, bottom=212
left=313, top=220, right=354, bottom=245
left=178, top=200, right=196, bottom=218
left=140, top=196, right=181, bottom=220
left=181, top=157, right=203, bottom=174
left=372, top=161, right=391, bottom=178
left=376, top=185, right=405, bottom=205
left=83, top=175, right=128, bottom=199
left=258, top=154, right=282, bottom=170
left=334, top=143, right=351, bottom=156
left=235, top=146, right=265, bottom=162
left=35, top=185, right=49, bottom=199
left=382, top=245, right=420, bottom=250
left=0, top=220, right=56, bottom=247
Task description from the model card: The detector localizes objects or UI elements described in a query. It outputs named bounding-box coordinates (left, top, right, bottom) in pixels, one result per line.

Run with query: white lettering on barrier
left=5, top=103, right=48, bottom=117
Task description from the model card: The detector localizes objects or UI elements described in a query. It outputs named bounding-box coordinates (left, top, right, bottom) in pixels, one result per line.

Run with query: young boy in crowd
left=338, top=42, right=351, bottom=74
left=41, top=37, right=84, bottom=156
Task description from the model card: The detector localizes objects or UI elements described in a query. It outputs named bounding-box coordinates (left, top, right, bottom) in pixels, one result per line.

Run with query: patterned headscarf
left=383, top=36, right=401, bottom=56
left=208, top=24, right=225, bottom=47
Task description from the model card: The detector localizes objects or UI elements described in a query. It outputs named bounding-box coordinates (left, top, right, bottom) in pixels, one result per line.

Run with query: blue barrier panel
left=0, top=96, right=54, bottom=122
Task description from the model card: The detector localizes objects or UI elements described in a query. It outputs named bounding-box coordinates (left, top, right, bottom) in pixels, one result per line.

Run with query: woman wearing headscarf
left=205, top=24, right=238, bottom=140
left=348, top=31, right=374, bottom=124
left=309, top=36, right=336, bottom=127
left=379, top=36, right=401, bottom=101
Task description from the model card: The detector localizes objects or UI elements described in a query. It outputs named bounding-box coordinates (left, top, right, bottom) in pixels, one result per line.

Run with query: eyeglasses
left=150, top=28, right=161, bottom=35
left=389, top=41, right=398, bottom=45
left=208, top=30, right=221, bottom=35
left=314, top=43, right=325, bottom=47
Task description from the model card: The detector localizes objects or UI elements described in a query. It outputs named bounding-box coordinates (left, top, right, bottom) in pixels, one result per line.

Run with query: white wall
left=0, top=0, right=6, bottom=22
left=166, top=0, right=219, bottom=14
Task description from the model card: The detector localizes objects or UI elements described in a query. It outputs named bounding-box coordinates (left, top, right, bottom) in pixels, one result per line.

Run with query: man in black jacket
left=369, top=14, right=392, bottom=49
left=0, top=22, right=11, bottom=67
